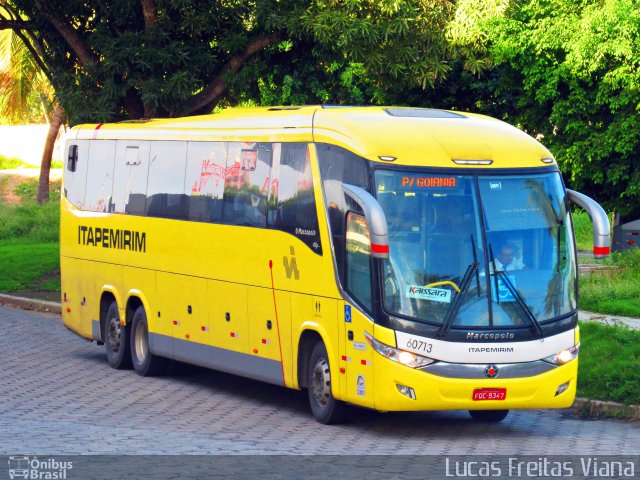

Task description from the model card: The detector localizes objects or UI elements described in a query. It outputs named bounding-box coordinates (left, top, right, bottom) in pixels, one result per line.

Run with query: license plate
left=473, top=388, right=506, bottom=401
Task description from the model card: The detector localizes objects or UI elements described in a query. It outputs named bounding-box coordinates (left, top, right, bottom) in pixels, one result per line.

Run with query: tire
left=104, top=300, right=132, bottom=369
left=130, top=305, right=167, bottom=376
left=469, top=409, right=509, bottom=423
left=307, top=341, right=348, bottom=424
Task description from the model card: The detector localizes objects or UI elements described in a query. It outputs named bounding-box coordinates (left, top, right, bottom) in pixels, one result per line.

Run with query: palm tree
left=0, top=29, right=51, bottom=123
left=0, top=25, right=61, bottom=204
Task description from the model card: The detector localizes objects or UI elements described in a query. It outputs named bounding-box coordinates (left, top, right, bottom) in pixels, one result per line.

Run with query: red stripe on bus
left=92, top=123, right=104, bottom=139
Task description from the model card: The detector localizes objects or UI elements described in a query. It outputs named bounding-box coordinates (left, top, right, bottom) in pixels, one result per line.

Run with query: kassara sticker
left=406, top=285, right=452, bottom=303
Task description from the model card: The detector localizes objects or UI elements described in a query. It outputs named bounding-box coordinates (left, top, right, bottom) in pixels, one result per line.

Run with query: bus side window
left=268, top=143, right=322, bottom=253
left=112, top=141, right=150, bottom=215
left=184, top=142, right=227, bottom=223
left=84, top=140, right=116, bottom=212
left=146, top=141, right=188, bottom=219
left=222, top=142, right=272, bottom=227
left=345, top=212, right=373, bottom=311
left=317, top=143, right=370, bottom=285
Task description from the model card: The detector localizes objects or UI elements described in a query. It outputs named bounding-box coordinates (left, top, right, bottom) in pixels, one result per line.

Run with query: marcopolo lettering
left=78, top=225, right=146, bottom=252
left=466, top=332, right=515, bottom=340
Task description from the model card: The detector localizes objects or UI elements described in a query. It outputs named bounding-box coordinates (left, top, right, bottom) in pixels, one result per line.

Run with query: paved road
left=1, top=306, right=638, bottom=456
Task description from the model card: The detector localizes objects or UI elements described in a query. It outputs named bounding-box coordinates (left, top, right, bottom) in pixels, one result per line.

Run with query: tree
left=0, top=29, right=53, bottom=124
left=480, top=0, right=640, bottom=215
left=0, top=12, right=61, bottom=204
left=0, top=0, right=465, bottom=126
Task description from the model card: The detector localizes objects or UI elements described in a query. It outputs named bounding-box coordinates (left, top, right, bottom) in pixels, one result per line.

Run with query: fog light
left=555, top=381, right=570, bottom=396
left=396, top=384, right=416, bottom=400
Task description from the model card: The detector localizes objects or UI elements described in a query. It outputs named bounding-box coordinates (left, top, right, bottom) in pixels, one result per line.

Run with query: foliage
left=578, top=321, right=640, bottom=405
left=0, top=28, right=54, bottom=124
left=571, top=209, right=617, bottom=252
left=571, top=210, right=593, bottom=252
left=0, top=0, right=474, bottom=124
left=579, top=249, right=640, bottom=317
left=480, top=0, right=640, bottom=216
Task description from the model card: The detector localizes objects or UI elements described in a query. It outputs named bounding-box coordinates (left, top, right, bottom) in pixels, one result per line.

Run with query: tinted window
left=146, top=141, right=187, bottom=219
left=184, top=142, right=227, bottom=222
left=84, top=141, right=115, bottom=212
left=111, top=141, right=150, bottom=215
left=345, top=213, right=372, bottom=310
left=268, top=143, right=321, bottom=253
left=222, top=142, right=272, bottom=227
left=317, top=143, right=370, bottom=281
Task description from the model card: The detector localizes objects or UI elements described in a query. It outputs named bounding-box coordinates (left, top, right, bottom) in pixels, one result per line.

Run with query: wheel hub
left=311, top=358, right=331, bottom=406
left=107, top=316, right=121, bottom=352
left=134, top=320, right=148, bottom=362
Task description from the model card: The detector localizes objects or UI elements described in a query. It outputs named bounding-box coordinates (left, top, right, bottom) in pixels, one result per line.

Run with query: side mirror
left=567, top=189, right=610, bottom=258
left=342, top=184, right=389, bottom=259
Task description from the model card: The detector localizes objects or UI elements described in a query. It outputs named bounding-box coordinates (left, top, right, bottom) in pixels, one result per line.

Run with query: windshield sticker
left=492, top=276, right=516, bottom=303
left=406, top=285, right=452, bottom=303
left=401, top=176, right=457, bottom=188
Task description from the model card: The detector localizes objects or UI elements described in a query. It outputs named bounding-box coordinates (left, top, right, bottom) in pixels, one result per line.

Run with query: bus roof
left=70, top=106, right=554, bottom=169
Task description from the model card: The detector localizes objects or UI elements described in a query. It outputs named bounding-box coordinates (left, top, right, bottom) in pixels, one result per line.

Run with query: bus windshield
left=374, top=170, right=577, bottom=328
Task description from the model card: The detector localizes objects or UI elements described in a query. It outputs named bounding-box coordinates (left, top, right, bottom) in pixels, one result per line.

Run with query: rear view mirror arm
left=567, top=189, right=610, bottom=258
left=342, top=184, right=389, bottom=259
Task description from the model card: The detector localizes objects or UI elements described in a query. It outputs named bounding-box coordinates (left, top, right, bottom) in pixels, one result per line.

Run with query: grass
left=579, top=249, right=640, bottom=317
left=578, top=321, right=640, bottom=405
left=0, top=154, right=62, bottom=170
left=0, top=241, right=59, bottom=291
left=0, top=177, right=60, bottom=293
left=0, top=154, right=37, bottom=169
left=0, top=181, right=60, bottom=242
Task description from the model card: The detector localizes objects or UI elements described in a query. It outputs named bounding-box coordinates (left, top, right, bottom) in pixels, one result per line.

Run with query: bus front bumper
left=372, top=355, right=578, bottom=411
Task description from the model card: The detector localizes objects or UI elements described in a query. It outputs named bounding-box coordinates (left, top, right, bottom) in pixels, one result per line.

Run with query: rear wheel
left=307, top=341, right=348, bottom=424
left=469, top=409, right=509, bottom=422
left=104, top=300, right=131, bottom=369
left=130, top=305, right=167, bottom=376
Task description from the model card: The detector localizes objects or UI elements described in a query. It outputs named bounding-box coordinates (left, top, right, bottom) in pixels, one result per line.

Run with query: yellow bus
left=60, top=106, right=610, bottom=424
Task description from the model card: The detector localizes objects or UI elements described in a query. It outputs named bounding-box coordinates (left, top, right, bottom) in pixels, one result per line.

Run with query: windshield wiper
left=438, top=261, right=479, bottom=337
left=493, top=270, right=544, bottom=338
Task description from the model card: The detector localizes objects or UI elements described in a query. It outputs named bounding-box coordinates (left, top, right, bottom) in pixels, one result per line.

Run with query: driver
left=494, top=244, right=526, bottom=271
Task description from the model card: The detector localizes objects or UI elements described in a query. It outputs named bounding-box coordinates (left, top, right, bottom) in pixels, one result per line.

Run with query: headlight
left=364, top=332, right=435, bottom=368
left=543, top=343, right=580, bottom=365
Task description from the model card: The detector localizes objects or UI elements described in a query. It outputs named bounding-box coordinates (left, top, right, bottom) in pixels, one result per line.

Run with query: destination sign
left=401, top=176, right=457, bottom=188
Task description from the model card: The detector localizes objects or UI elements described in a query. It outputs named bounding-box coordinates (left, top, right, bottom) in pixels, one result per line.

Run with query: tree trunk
left=37, top=106, right=64, bottom=205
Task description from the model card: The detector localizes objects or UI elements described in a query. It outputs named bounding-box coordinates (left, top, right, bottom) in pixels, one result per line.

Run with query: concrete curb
left=572, top=398, right=640, bottom=421
left=578, top=310, right=640, bottom=330
left=0, top=293, right=61, bottom=315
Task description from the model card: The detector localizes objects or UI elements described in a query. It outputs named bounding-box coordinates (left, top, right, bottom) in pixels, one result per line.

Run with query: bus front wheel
left=307, top=341, right=348, bottom=424
left=104, top=300, right=132, bottom=370
left=130, top=305, right=167, bottom=376
left=468, top=409, right=509, bottom=422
